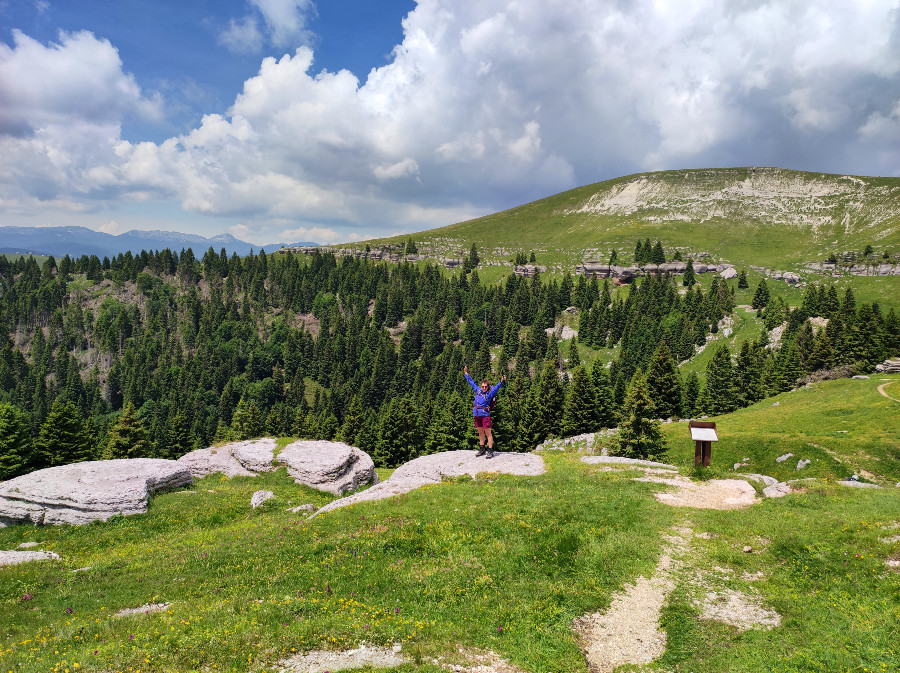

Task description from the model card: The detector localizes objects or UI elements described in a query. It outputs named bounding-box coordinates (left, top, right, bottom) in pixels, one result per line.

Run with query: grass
left=1, top=376, right=899, bottom=672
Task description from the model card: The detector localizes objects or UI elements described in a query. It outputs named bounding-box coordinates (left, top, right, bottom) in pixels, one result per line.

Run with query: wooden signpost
left=689, top=420, right=718, bottom=467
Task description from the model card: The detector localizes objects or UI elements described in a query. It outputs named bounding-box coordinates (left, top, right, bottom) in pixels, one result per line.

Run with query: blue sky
left=1, top=0, right=899, bottom=245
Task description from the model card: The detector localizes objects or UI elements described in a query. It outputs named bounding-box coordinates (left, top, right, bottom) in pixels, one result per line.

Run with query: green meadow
left=2, top=376, right=898, bottom=673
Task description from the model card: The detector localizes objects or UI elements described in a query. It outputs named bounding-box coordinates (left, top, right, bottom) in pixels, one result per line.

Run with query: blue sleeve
left=486, top=379, right=504, bottom=402
left=464, top=372, right=480, bottom=393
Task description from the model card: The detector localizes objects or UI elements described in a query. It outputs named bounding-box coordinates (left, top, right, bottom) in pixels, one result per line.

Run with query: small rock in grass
left=743, top=546, right=753, bottom=553
left=775, top=453, right=793, bottom=463
left=0, top=550, right=61, bottom=566
left=251, top=490, right=275, bottom=509
left=287, top=504, right=316, bottom=513
left=851, top=375, right=870, bottom=380
left=17, top=541, right=41, bottom=549
left=772, top=401, right=780, bottom=407
left=796, top=459, right=811, bottom=470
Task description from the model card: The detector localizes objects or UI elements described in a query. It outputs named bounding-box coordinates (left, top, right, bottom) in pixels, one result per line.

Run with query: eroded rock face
left=277, top=441, right=378, bottom=496
left=177, top=438, right=276, bottom=478
left=0, top=459, right=192, bottom=527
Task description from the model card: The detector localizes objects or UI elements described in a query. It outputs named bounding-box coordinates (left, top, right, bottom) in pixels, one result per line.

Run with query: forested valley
left=0, top=246, right=897, bottom=480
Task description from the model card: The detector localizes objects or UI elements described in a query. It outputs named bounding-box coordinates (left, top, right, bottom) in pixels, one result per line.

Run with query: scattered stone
left=277, top=441, right=378, bottom=496
left=72, top=567, right=92, bottom=572
left=115, top=603, right=171, bottom=618
left=852, top=375, right=870, bottom=380
left=0, top=550, right=61, bottom=566
left=316, top=450, right=545, bottom=516
left=743, top=546, right=753, bottom=553
left=277, top=642, right=406, bottom=673
left=742, top=571, right=766, bottom=581
left=772, top=401, right=780, bottom=407
left=742, top=473, right=779, bottom=487
left=17, top=541, right=41, bottom=549
left=775, top=453, right=794, bottom=463
left=251, top=490, right=275, bottom=508
left=0, top=459, right=192, bottom=526
left=720, top=267, right=738, bottom=279
left=695, top=532, right=719, bottom=539
left=886, top=560, right=900, bottom=569
left=796, top=459, right=811, bottom=470
left=880, top=536, right=900, bottom=545
left=287, top=504, right=316, bottom=513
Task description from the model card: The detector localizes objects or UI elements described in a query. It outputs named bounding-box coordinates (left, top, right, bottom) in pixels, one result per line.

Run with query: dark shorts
left=474, top=415, right=492, bottom=429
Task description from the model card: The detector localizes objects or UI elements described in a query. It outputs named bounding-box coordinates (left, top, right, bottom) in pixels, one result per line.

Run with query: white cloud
left=218, top=17, right=263, bottom=54
left=3, top=0, right=900, bottom=239
left=278, top=225, right=345, bottom=244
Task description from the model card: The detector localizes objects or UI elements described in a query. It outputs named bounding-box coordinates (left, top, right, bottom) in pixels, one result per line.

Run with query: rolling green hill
left=356, top=167, right=900, bottom=284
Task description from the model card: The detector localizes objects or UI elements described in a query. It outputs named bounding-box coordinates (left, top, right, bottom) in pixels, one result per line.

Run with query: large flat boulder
left=177, top=438, right=276, bottom=478
left=316, top=450, right=545, bottom=515
left=0, top=459, right=192, bottom=526
left=277, top=441, right=378, bottom=496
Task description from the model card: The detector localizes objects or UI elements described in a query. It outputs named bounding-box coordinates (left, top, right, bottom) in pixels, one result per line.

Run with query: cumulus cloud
left=220, top=0, right=315, bottom=52
left=4, top=0, right=900, bottom=238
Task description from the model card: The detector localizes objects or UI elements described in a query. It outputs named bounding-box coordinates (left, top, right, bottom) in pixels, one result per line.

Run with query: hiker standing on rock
left=464, top=365, right=506, bottom=458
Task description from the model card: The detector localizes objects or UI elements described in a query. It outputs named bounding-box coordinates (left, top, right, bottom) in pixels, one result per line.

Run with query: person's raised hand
left=463, top=365, right=468, bottom=374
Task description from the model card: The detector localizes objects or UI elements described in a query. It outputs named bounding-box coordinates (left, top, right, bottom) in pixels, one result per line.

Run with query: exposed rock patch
left=277, top=643, right=406, bottom=673
left=251, top=490, right=275, bottom=508
left=316, top=450, right=545, bottom=515
left=697, top=589, right=781, bottom=631
left=277, top=441, right=378, bottom=496
left=0, top=459, right=192, bottom=526
left=581, top=456, right=678, bottom=471
left=115, top=602, right=171, bottom=618
left=634, top=475, right=760, bottom=509
left=177, top=438, right=277, bottom=478
left=0, top=550, right=61, bottom=566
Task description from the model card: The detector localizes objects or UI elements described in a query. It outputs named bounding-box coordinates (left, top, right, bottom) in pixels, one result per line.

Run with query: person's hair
left=481, top=379, right=490, bottom=386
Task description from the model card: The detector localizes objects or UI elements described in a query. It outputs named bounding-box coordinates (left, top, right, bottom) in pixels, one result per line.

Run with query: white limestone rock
left=251, top=490, right=275, bottom=508
left=277, top=441, right=378, bottom=496
left=0, top=550, right=61, bottom=566
left=177, top=438, right=276, bottom=478
left=0, top=459, right=192, bottom=526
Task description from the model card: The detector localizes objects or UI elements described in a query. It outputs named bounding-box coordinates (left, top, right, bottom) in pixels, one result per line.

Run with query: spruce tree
left=614, top=371, right=666, bottom=460
left=681, top=371, right=701, bottom=418
left=37, top=400, right=93, bottom=467
left=651, top=240, right=665, bottom=264
left=567, top=339, right=581, bottom=368
left=561, top=366, right=597, bottom=436
left=751, top=279, right=770, bottom=310
left=737, top=269, right=749, bottom=289
left=230, top=398, right=264, bottom=440
left=473, top=337, right=492, bottom=383
left=104, top=402, right=153, bottom=459
left=0, top=403, right=34, bottom=480
left=646, top=341, right=682, bottom=419
left=805, top=331, right=835, bottom=372
left=683, top=259, right=696, bottom=286
left=703, top=345, right=739, bottom=414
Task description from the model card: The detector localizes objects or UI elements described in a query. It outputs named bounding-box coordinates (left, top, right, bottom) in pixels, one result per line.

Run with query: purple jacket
left=465, top=373, right=504, bottom=417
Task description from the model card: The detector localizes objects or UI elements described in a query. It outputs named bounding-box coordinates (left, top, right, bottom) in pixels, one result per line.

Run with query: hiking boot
left=485, top=449, right=494, bottom=459
left=476, top=446, right=486, bottom=457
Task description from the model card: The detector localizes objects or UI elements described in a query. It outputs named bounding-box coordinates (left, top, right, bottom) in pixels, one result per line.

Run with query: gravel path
left=572, top=526, right=691, bottom=672
left=315, top=450, right=545, bottom=515
left=634, top=475, right=760, bottom=509
left=278, top=643, right=406, bottom=672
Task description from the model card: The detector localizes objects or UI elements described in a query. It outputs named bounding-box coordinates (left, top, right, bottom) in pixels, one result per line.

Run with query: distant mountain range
left=0, top=226, right=317, bottom=259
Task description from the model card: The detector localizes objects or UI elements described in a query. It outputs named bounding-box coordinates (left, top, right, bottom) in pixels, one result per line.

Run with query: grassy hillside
left=348, top=167, right=900, bottom=309
left=2, top=376, right=898, bottom=672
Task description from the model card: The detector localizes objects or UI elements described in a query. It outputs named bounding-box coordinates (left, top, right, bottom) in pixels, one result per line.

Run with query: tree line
left=0, top=248, right=897, bottom=480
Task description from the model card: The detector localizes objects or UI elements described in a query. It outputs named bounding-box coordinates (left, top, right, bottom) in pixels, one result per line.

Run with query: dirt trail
left=877, top=381, right=899, bottom=403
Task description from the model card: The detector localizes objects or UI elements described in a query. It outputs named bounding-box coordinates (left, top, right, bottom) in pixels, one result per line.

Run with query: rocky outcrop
left=277, top=441, right=378, bottom=496
left=0, top=550, right=61, bottom=566
left=177, top=438, right=276, bottom=478
left=0, top=459, right=192, bottom=526
left=876, top=358, right=900, bottom=373
left=315, top=450, right=545, bottom=515
left=576, top=261, right=729, bottom=280
left=514, top=264, right=546, bottom=277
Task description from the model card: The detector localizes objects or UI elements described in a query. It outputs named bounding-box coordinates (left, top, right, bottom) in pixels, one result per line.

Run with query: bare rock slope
left=0, top=459, right=192, bottom=526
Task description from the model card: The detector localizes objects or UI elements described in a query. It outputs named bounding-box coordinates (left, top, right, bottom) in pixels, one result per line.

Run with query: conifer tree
left=561, top=366, right=597, bottom=436
left=37, top=400, right=93, bottom=467
left=165, top=410, right=194, bottom=458
left=683, top=259, right=696, bottom=286
left=518, top=360, right=564, bottom=447
left=567, top=338, right=581, bottom=368
left=230, top=398, right=263, bottom=440
left=651, top=240, right=665, bottom=264
left=751, top=279, right=770, bottom=310
left=646, top=341, right=682, bottom=419
left=805, top=330, right=835, bottom=372
left=0, top=403, right=34, bottom=480
left=473, top=337, right=492, bottom=383
left=776, top=342, right=806, bottom=391
left=104, top=402, right=152, bottom=459
left=703, top=345, right=739, bottom=414
left=681, top=371, right=701, bottom=418
left=737, top=269, right=749, bottom=289
left=614, top=371, right=666, bottom=460
left=337, top=395, right=366, bottom=446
